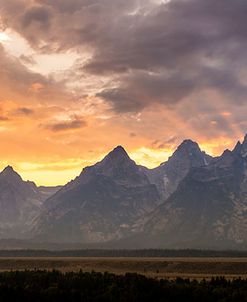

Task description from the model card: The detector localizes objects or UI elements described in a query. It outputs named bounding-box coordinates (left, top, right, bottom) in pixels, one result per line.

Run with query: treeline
left=0, top=249, right=246, bottom=257
left=0, top=270, right=246, bottom=301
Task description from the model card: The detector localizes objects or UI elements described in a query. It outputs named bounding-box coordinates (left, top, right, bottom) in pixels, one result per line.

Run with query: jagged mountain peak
left=180, top=139, right=198, bottom=146
left=113, top=145, right=127, bottom=152
left=2, top=165, right=15, bottom=173
left=222, top=149, right=232, bottom=155
left=233, top=141, right=242, bottom=154
left=80, top=146, right=133, bottom=177
left=143, top=138, right=212, bottom=200
left=74, top=145, right=145, bottom=189
left=169, top=139, right=207, bottom=164
left=104, top=145, right=129, bottom=161
left=0, top=165, right=22, bottom=182
left=230, top=134, right=247, bottom=157
left=216, top=149, right=235, bottom=166
left=175, top=139, right=201, bottom=153
left=241, top=134, right=247, bottom=155
left=94, top=145, right=134, bottom=170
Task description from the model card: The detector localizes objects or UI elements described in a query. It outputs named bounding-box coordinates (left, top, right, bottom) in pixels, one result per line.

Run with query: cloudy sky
left=0, top=0, right=246, bottom=185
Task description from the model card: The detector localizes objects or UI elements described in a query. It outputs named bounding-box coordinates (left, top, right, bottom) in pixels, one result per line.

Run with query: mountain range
left=0, top=136, right=247, bottom=249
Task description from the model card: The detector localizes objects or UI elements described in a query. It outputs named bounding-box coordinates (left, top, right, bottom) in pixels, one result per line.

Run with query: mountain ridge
left=0, top=136, right=246, bottom=249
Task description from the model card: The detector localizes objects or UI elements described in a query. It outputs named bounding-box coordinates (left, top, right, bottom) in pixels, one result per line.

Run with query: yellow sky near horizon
left=0, top=137, right=239, bottom=186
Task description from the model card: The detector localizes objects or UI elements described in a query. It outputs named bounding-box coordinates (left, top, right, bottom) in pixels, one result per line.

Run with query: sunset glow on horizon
left=0, top=137, right=240, bottom=186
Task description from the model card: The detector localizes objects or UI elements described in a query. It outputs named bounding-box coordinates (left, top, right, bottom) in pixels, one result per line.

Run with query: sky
left=0, top=0, right=246, bottom=186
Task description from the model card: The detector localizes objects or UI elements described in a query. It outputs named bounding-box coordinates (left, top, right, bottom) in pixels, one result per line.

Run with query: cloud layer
left=0, top=0, right=247, bottom=184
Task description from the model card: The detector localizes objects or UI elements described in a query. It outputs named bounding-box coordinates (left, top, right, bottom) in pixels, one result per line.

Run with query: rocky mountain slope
left=0, top=166, right=60, bottom=238
left=143, top=140, right=212, bottom=199
left=137, top=137, right=247, bottom=249
left=32, top=146, right=161, bottom=243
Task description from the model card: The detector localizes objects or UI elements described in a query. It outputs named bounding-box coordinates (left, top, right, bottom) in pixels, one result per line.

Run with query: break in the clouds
left=0, top=0, right=247, bottom=184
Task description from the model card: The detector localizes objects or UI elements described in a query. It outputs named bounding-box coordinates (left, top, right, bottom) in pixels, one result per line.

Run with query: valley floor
left=0, top=257, right=246, bottom=280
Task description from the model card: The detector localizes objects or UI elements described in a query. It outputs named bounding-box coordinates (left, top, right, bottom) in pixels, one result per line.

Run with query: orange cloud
left=220, top=111, right=231, bottom=117
left=29, top=82, right=44, bottom=92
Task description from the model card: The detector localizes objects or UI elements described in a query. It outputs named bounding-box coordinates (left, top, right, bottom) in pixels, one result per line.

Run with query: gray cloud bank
left=1, top=0, right=247, bottom=130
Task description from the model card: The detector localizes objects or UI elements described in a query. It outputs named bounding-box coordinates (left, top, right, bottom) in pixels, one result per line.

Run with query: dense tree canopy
left=0, top=270, right=246, bottom=301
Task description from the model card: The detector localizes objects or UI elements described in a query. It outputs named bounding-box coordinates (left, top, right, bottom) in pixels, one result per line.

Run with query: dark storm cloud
left=21, top=6, right=51, bottom=29
left=13, top=107, right=34, bottom=116
left=1, top=0, right=247, bottom=113
left=130, top=132, right=136, bottom=137
left=98, top=71, right=198, bottom=112
left=97, top=88, right=145, bottom=113
left=43, top=116, right=87, bottom=132
left=151, top=136, right=178, bottom=149
left=0, top=106, right=34, bottom=120
left=19, top=55, right=36, bottom=65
